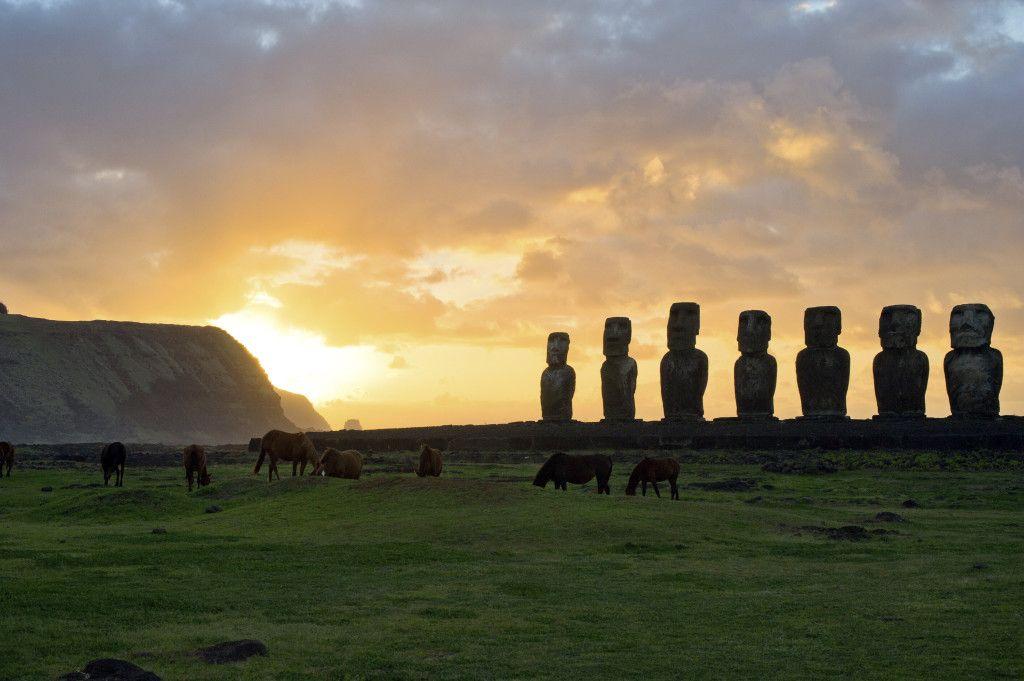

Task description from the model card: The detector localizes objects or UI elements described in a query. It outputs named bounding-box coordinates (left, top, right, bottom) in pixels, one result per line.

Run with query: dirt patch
left=194, top=639, right=267, bottom=664
left=762, top=457, right=839, bottom=475
left=873, top=511, right=905, bottom=523
left=798, top=525, right=872, bottom=540
left=689, top=478, right=759, bottom=492
left=791, top=524, right=899, bottom=540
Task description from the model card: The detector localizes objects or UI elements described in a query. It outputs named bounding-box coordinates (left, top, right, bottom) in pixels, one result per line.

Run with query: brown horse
left=533, top=452, right=612, bottom=494
left=101, top=442, right=127, bottom=487
left=183, top=444, right=212, bottom=492
left=253, top=430, right=318, bottom=482
left=625, top=457, right=680, bottom=499
left=416, top=445, right=443, bottom=477
left=0, top=441, right=13, bottom=478
left=313, top=448, right=363, bottom=479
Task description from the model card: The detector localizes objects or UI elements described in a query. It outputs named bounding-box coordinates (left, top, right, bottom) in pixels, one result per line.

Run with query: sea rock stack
left=796, top=306, right=850, bottom=419
left=945, top=303, right=1002, bottom=418
left=540, top=332, right=575, bottom=421
left=660, top=302, right=708, bottom=420
left=601, top=317, right=637, bottom=421
left=734, top=310, right=777, bottom=419
left=873, top=305, right=928, bottom=418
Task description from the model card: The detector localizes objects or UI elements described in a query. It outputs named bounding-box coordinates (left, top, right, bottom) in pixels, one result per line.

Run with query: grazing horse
left=0, top=441, right=13, bottom=478
left=625, top=457, right=680, bottom=499
left=101, top=442, right=127, bottom=487
left=183, top=444, right=212, bottom=492
left=313, top=448, right=363, bottom=479
left=416, top=445, right=443, bottom=477
left=533, top=453, right=612, bottom=494
left=253, top=430, right=318, bottom=482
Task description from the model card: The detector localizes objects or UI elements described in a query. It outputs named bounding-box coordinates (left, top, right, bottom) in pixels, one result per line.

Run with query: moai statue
left=734, top=310, right=777, bottom=419
left=601, top=317, right=637, bottom=421
left=0, top=301, right=7, bottom=315
left=796, top=306, right=850, bottom=418
left=660, top=302, right=708, bottom=420
left=873, top=305, right=928, bottom=418
left=540, top=332, right=575, bottom=421
left=945, top=304, right=1002, bottom=418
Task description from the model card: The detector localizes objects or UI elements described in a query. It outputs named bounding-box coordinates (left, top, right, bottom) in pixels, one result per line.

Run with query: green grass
left=0, top=458, right=1022, bottom=680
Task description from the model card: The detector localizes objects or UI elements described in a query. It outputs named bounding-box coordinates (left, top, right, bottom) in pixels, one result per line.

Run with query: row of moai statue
left=540, top=303, right=1002, bottom=421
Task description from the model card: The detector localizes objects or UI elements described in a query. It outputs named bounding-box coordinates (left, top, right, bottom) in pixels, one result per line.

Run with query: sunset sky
left=2, top=0, right=1024, bottom=428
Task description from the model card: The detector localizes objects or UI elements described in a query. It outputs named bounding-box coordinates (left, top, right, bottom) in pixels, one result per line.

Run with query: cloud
left=1, top=0, right=1023, bottom=423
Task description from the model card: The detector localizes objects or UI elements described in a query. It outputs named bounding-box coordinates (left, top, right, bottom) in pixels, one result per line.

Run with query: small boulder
left=972, top=562, right=989, bottom=570
left=41, top=486, right=54, bottom=493
left=151, top=528, right=167, bottom=535
left=874, top=512, right=904, bottom=523
left=204, top=505, right=222, bottom=514
left=901, top=499, right=920, bottom=508
left=58, top=658, right=161, bottom=680
left=194, top=639, right=268, bottom=664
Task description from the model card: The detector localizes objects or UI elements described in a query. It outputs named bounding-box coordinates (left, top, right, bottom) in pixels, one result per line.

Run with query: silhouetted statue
left=945, top=303, right=1002, bottom=418
left=601, top=317, right=637, bottom=421
left=0, top=301, right=7, bottom=315
left=796, top=306, right=849, bottom=418
left=540, top=332, right=575, bottom=421
left=660, top=303, right=707, bottom=420
left=734, top=310, right=777, bottom=419
left=873, top=305, right=928, bottom=418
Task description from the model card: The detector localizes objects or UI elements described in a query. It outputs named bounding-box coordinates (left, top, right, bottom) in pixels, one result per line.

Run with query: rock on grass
left=58, top=658, right=160, bottom=680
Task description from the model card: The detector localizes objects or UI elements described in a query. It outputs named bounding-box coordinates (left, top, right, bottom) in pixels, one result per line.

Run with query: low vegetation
left=0, top=454, right=1021, bottom=679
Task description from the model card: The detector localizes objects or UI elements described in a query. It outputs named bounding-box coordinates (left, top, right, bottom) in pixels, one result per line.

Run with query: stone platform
left=307, top=416, right=1024, bottom=452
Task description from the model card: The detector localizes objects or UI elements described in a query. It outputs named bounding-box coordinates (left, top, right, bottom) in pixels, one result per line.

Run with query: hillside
left=276, top=387, right=331, bottom=431
left=0, top=314, right=297, bottom=444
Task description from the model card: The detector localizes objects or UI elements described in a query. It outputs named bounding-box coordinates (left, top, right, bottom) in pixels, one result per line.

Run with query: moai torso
left=796, top=306, right=849, bottom=418
left=660, top=303, right=707, bottom=420
left=540, top=332, right=575, bottom=421
left=601, top=317, right=637, bottom=420
left=945, top=304, right=1002, bottom=417
left=734, top=310, right=777, bottom=418
left=873, top=305, right=928, bottom=418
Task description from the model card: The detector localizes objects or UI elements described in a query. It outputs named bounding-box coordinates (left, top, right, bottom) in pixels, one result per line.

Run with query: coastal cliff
left=0, top=314, right=299, bottom=444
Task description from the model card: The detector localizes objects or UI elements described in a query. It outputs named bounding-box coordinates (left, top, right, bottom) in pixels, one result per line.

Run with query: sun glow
left=210, top=309, right=386, bottom=405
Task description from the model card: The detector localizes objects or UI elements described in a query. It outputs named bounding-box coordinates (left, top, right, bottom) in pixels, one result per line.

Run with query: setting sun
left=211, top=308, right=386, bottom=408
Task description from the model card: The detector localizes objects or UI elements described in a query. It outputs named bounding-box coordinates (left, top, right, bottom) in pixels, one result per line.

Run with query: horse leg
left=187, top=469, right=193, bottom=492
left=652, top=481, right=661, bottom=498
left=267, top=457, right=275, bottom=482
left=292, top=460, right=298, bottom=477
left=670, top=476, right=679, bottom=500
left=300, top=459, right=307, bottom=476
left=120, top=464, right=125, bottom=487
left=641, top=480, right=647, bottom=496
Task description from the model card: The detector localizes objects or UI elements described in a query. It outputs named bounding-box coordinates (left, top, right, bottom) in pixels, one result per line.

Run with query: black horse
left=101, top=442, right=127, bottom=487
left=533, top=452, right=612, bottom=494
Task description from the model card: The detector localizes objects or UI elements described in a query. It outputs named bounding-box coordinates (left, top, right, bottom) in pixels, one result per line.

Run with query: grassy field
left=0, top=456, right=1021, bottom=680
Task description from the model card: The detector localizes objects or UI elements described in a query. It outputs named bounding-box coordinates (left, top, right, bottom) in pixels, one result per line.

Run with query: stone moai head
left=546, top=332, right=570, bottom=367
left=603, top=317, right=632, bottom=357
left=0, top=301, right=7, bottom=315
left=879, top=305, right=921, bottom=350
left=949, top=303, right=994, bottom=349
left=666, top=302, right=700, bottom=350
left=738, top=310, right=771, bottom=354
left=804, top=306, right=841, bottom=348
